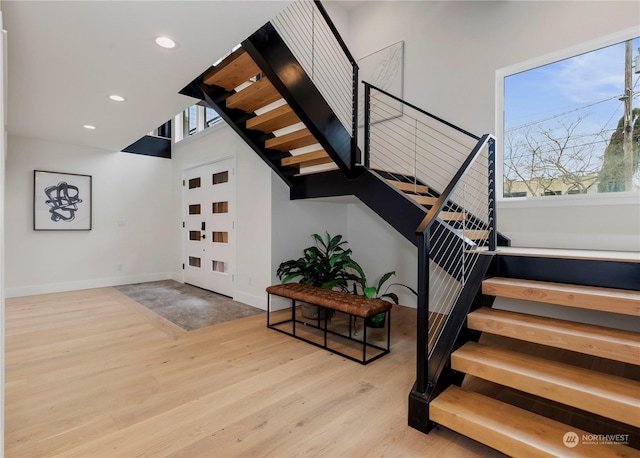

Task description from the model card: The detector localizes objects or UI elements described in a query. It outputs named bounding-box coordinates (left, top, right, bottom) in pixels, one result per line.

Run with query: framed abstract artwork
left=33, top=170, right=92, bottom=230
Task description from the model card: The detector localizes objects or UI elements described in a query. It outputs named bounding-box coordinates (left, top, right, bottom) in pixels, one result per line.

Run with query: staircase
left=430, top=251, right=640, bottom=456
left=178, top=1, right=639, bottom=456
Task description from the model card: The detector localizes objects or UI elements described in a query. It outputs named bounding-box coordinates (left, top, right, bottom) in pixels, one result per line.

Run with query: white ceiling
left=2, top=0, right=290, bottom=152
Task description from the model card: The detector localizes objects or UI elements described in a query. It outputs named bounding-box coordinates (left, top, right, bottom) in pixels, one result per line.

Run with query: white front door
left=183, top=158, right=235, bottom=297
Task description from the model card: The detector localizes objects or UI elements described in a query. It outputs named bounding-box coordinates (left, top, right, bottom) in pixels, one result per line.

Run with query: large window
left=503, top=37, right=639, bottom=198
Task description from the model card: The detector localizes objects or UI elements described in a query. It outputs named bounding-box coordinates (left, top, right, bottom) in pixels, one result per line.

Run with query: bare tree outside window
left=503, top=37, right=640, bottom=198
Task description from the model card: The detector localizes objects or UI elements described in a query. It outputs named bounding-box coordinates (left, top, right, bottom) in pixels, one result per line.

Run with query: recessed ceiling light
left=83, top=124, right=96, bottom=130
left=109, top=95, right=126, bottom=102
left=155, top=36, right=176, bottom=49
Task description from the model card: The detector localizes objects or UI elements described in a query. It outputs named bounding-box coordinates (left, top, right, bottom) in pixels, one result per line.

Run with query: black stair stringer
left=180, top=79, right=293, bottom=187
left=243, top=22, right=356, bottom=177
left=291, top=168, right=475, bottom=281
left=497, top=255, right=640, bottom=291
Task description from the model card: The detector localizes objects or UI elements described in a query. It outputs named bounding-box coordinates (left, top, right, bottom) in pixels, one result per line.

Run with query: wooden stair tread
left=388, top=180, right=429, bottom=194
left=467, top=307, right=640, bottom=365
left=482, top=277, right=640, bottom=316
left=452, top=342, right=640, bottom=427
left=409, top=195, right=437, bottom=206
left=203, top=49, right=261, bottom=91
left=438, top=211, right=466, bottom=222
left=462, top=229, right=489, bottom=240
left=430, top=386, right=636, bottom=458
left=226, top=78, right=281, bottom=113
left=265, top=128, right=317, bottom=152
left=281, top=150, right=332, bottom=168
left=246, top=104, right=301, bottom=133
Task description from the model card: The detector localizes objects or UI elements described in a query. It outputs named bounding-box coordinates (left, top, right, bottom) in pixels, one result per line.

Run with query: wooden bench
left=266, top=283, right=393, bottom=364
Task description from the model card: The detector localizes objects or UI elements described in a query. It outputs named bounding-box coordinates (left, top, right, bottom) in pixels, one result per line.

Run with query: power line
left=505, top=94, right=624, bottom=132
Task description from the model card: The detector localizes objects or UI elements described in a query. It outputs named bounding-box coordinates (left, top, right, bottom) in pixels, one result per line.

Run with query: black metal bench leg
left=387, top=311, right=391, bottom=351
left=267, top=294, right=271, bottom=327
left=292, top=299, right=296, bottom=336
left=363, top=319, right=367, bottom=363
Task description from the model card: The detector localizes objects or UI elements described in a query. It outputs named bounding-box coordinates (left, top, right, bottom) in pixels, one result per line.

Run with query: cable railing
left=363, top=82, right=496, bottom=396
left=272, top=0, right=358, bottom=140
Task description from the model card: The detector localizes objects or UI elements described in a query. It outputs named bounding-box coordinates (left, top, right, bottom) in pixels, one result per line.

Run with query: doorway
left=183, top=157, right=236, bottom=297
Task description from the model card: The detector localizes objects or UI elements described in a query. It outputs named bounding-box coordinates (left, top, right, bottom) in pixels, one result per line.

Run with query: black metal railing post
left=415, top=229, right=430, bottom=394
left=488, top=137, right=497, bottom=251
left=364, top=83, right=371, bottom=168
left=352, top=63, right=359, bottom=165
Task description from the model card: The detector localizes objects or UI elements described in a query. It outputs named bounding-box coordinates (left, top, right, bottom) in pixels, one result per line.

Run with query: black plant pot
left=365, top=312, right=386, bottom=328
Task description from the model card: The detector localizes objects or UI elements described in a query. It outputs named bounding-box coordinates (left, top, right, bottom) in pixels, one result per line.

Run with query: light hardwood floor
left=5, top=287, right=504, bottom=457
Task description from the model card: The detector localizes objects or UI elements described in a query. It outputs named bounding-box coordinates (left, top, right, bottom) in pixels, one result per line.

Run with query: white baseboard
left=4, top=272, right=173, bottom=298
left=233, top=290, right=267, bottom=310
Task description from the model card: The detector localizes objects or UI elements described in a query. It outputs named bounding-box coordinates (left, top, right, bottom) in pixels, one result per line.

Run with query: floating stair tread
left=482, top=277, right=640, bottom=316
left=467, top=307, right=640, bottom=365
left=409, top=195, right=437, bottom=206
left=281, top=150, right=332, bottom=168
left=452, top=342, right=640, bottom=427
left=463, top=229, right=489, bottom=240
left=430, top=386, right=636, bottom=458
left=438, top=211, right=466, bottom=222
left=203, top=49, right=261, bottom=91
left=246, top=104, right=301, bottom=133
left=265, top=128, right=317, bottom=152
left=226, top=78, right=281, bottom=113
left=388, top=180, right=429, bottom=194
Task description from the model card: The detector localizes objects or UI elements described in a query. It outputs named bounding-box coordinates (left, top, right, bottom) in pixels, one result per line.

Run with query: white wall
left=0, top=11, right=5, bottom=456
left=271, top=182, right=349, bottom=281
left=4, top=135, right=173, bottom=297
left=346, top=202, right=417, bottom=306
left=342, top=0, right=640, bottom=252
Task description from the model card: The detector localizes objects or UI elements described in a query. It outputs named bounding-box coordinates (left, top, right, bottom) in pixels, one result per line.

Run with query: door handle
left=202, top=233, right=206, bottom=239
left=201, top=222, right=206, bottom=230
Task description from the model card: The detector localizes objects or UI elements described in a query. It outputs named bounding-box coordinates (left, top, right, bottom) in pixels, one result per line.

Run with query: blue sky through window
left=506, top=37, right=639, bottom=134
left=503, top=37, right=640, bottom=196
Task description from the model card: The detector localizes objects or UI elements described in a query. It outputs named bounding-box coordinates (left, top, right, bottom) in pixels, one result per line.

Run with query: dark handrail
left=364, top=82, right=480, bottom=141
left=416, top=134, right=493, bottom=234
left=313, top=0, right=357, bottom=65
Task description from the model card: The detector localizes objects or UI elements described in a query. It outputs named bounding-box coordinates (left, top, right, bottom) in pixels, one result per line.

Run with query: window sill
left=498, top=192, right=640, bottom=209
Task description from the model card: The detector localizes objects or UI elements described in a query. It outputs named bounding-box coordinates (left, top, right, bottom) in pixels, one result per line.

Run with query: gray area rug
left=116, top=280, right=264, bottom=331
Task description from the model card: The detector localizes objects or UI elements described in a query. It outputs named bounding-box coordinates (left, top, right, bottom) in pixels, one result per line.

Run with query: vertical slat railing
left=271, top=0, right=358, bottom=146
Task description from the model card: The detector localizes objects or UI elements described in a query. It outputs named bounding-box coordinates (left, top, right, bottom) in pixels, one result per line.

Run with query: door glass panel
left=188, top=177, right=201, bottom=189
left=212, top=231, right=228, bottom=243
left=189, top=256, right=201, bottom=268
left=189, top=204, right=201, bottom=215
left=189, top=231, right=201, bottom=241
left=212, top=260, right=228, bottom=273
left=212, top=201, right=228, bottom=214
left=213, top=171, right=229, bottom=185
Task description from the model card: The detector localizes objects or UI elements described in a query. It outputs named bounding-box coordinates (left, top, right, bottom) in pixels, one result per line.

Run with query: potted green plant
left=346, top=259, right=417, bottom=328
left=276, top=232, right=355, bottom=319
